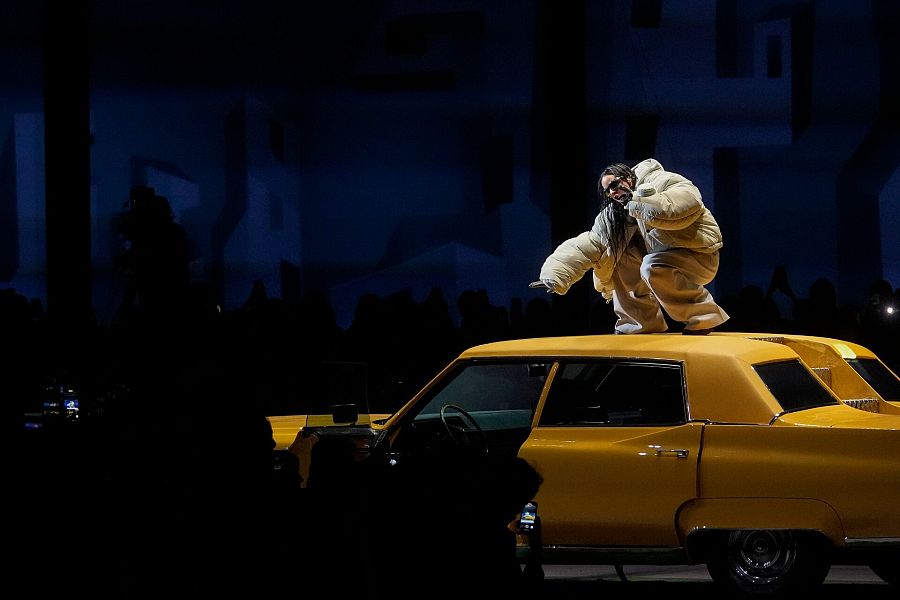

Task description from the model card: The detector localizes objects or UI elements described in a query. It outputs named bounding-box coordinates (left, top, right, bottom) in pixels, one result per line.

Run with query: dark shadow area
left=3, top=245, right=899, bottom=595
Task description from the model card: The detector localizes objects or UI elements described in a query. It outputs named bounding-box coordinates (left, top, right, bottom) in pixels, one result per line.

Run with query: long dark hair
left=597, top=163, right=636, bottom=261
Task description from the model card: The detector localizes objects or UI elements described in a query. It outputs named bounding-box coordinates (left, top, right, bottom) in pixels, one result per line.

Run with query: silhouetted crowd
left=4, top=205, right=899, bottom=598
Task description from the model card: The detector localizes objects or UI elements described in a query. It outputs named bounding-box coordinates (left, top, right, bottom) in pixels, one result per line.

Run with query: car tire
left=705, top=529, right=830, bottom=595
left=870, top=560, right=898, bottom=586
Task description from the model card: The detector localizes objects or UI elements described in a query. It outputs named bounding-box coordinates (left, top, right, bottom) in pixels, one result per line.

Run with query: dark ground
left=541, top=565, right=891, bottom=598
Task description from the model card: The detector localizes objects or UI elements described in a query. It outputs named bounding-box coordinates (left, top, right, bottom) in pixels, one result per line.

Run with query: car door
left=518, top=359, right=703, bottom=547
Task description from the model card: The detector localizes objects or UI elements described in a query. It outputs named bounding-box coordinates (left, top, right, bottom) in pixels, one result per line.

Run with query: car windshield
left=846, top=358, right=900, bottom=402
left=753, top=359, right=840, bottom=412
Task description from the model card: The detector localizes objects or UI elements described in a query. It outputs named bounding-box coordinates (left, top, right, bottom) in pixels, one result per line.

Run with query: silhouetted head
left=129, top=185, right=156, bottom=209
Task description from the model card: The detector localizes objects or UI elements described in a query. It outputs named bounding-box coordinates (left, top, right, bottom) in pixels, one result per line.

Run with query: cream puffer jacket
left=538, top=158, right=723, bottom=300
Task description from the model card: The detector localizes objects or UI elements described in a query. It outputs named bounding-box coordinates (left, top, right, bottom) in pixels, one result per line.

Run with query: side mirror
left=331, top=403, right=359, bottom=424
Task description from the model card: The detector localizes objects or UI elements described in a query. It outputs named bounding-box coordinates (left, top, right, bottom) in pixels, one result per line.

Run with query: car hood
left=777, top=404, right=900, bottom=430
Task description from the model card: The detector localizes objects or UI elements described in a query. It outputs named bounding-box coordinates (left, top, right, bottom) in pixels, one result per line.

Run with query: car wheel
left=705, top=530, right=830, bottom=595
left=870, top=559, right=898, bottom=585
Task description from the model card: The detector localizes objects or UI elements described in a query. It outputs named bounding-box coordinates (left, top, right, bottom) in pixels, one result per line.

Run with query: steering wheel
left=439, top=404, right=489, bottom=455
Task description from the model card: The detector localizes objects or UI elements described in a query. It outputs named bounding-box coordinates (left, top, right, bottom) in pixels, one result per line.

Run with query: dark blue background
left=1, top=0, right=897, bottom=329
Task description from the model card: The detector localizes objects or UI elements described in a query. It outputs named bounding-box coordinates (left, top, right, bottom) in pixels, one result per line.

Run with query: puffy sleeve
left=538, top=231, right=605, bottom=295
left=537, top=205, right=631, bottom=297
left=625, top=179, right=704, bottom=231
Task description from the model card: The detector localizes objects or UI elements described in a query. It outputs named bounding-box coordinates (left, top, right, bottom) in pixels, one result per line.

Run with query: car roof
left=458, top=332, right=800, bottom=364
left=715, top=332, right=879, bottom=360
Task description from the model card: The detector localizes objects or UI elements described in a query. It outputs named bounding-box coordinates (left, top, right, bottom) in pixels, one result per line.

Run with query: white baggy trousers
left=611, top=243, right=729, bottom=334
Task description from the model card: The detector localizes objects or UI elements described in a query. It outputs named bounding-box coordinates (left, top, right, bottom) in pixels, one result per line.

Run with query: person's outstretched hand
left=529, top=279, right=558, bottom=294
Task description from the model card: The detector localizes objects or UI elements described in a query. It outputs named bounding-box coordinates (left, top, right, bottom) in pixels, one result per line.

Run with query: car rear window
left=539, top=360, right=686, bottom=426
left=846, top=358, right=900, bottom=402
left=753, top=359, right=840, bottom=412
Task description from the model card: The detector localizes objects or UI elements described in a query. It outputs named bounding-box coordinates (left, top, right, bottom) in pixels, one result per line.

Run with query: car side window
left=847, top=358, right=900, bottom=402
left=539, top=360, right=686, bottom=426
left=753, top=359, right=840, bottom=412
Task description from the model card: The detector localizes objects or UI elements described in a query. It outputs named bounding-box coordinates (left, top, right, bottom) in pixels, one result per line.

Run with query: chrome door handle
left=650, top=445, right=689, bottom=458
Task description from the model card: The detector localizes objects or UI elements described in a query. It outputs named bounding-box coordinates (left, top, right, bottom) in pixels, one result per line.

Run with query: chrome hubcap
left=728, top=530, right=797, bottom=585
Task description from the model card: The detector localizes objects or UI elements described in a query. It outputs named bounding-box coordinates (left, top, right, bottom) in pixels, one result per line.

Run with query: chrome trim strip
left=844, top=537, right=900, bottom=547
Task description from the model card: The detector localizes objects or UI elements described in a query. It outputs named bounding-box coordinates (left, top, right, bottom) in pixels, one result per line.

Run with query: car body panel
left=698, top=419, right=900, bottom=542
left=267, top=414, right=311, bottom=450
left=677, top=498, right=844, bottom=542
left=520, top=423, right=703, bottom=546
left=268, top=414, right=389, bottom=451
left=776, top=403, right=900, bottom=428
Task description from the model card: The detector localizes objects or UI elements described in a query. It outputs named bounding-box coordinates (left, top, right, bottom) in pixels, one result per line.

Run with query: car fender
left=677, top=497, right=845, bottom=547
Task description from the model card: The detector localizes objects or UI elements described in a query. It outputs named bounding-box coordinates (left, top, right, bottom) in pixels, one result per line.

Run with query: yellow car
left=297, top=333, right=899, bottom=595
